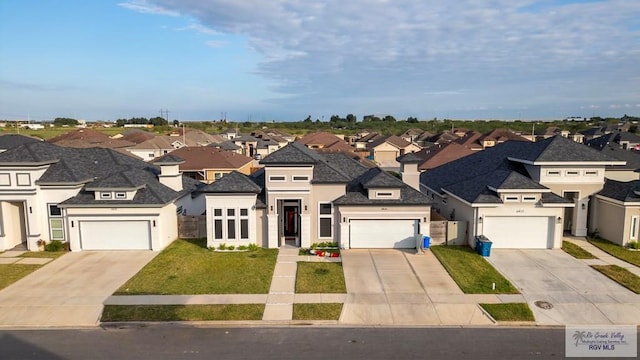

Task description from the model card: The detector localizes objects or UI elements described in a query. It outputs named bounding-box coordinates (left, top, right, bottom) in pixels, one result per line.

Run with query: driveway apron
left=486, top=249, right=640, bottom=325
left=340, top=249, right=492, bottom=326
left=0, top=251, right=156, bottom=327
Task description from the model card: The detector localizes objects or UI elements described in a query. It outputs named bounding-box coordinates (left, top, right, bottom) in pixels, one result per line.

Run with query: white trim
left=268, top=175, right=286, bottom=182
left=100, top=192, right=112, bottom=199
left=318, top=202, right=333, bottom=238
left=504, top=195, right=520, bottom=202
left=565, top=170, right=580, bottom=176
left=291, top=175, right=309, bottom=182
left=631, top=216, right=639, bottom=240
left=594, top=194, right=640, bottom=207
left=508, top=157, right=626, bottom=166
left=376, top=191, right=394, bottom=198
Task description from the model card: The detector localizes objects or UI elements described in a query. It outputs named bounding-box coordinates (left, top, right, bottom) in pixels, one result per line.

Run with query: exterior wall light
left=478, top=217, right=483, bottom=223
left=556, top=217, right=562, bottom=224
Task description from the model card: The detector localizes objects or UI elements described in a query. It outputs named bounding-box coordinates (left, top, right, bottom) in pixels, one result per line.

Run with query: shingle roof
left=297, top=132, right=353, bottom=151
left=368, top=135, right=411, bottom=150
left=153, top=153, right=185, bottom=165
left=396, top=152, right=423, bottom=163
left=210, top=141, right=242, bottom=151
left=47, top=129, right=136, bottom=149
left=416, top=142, right=475, bottom=171
left=585, top=135, right=640, bottom=171
left=200, top=171, right=262, bottom=193
left=260, top=142, right=325, bottom=165
left=360, top=168, right=404, bottom=188
left=0, top=134, right=42, bottom=150
left=421, top=135, right=622, bottom=204
left=597, top=179, right=640, bottom=203
left=0, top=141, right=198, bottom=206
left=154, top=147, right=252, bottom=171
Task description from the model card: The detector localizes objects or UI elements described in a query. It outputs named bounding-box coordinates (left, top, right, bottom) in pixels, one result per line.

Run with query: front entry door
left=283, top=206, right=299, bottom=238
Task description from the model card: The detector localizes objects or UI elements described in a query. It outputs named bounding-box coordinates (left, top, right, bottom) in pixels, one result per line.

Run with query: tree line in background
left=5, top=114, right=639, bottom=138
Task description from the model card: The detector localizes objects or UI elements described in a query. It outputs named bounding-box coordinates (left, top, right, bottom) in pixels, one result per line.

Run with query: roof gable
left=200, top=171, right=262, bottom=193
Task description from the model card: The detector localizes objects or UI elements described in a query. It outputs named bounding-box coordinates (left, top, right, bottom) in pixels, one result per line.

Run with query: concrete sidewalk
left=564, top=236, right=640, bottom=277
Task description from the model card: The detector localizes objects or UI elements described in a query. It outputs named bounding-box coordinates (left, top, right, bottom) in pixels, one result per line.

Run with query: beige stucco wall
left=605, top=170, right=640, bottom=182
left=593, top=196, right=640, bottom=246
left=309, top=184, right=346, bottom=244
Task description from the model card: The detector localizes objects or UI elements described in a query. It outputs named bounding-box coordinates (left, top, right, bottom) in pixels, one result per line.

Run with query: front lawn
left=591, top=265, right=640, bottom=294
left=562, top=241, right=597, bottom=259
left=19, top=251, right=67, bottom=259
left=430, top=245, right=519, bottom=294
left=293, top=303, right=343, bottom=320
left=480, top=303, right=535, bottom=322
left=101, top=304, right=264, bottom=322
left=115, top=239, right=278, bottom=295
left=0, top=264, right=41, bottom=290
left=589, top=238, right=640, bottom=267
left=295, top=262, right=346, bottom=293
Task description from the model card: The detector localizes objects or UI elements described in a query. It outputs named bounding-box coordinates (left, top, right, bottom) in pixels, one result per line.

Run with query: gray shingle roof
left=360, top=168, right=404, bottom=188
left=0, top=141, right=198, bottom=206
left=260, top=142, right=324, bottom=165
left=511, top=135, right=618, bottom=163
left=396, top=152, right=423, bottom=163
left=540, top=192, right=572, bottom=204
left=152, top=153, right=184, bottom=165
left=0, top=134, right=41, bottom=150
left=200, top=171, right=262, bottom=193
left=597, top=179, right=640, bottom=203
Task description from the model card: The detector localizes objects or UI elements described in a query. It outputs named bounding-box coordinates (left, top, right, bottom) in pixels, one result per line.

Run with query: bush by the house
left=44, top=240, right=66, bottom=252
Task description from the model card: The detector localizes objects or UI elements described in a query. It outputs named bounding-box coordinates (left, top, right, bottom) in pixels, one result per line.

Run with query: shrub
left=248, top=243, right=259, bottom=251
left=44, top=240, right=66, bottom=252
left=627, top=241, right=640, bottom=250
left=238, top=245, right=248, bottom=251
left=228, top=245, right=235, bottom=250
left=218, top=243, right=227, bottom=250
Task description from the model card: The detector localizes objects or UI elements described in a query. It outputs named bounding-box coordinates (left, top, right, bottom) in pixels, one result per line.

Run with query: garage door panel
left=350, top=219, right=417, bottom=248
left=483, top=217, right=551, bottom=249
left=80, top=221, right=151, bottom=250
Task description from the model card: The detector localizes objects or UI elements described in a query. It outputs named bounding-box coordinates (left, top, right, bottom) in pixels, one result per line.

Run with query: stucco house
left=0, top=142, right=204, bottom=252
left=201, top=142, right=432, bottom=250
left=367, top=135, right=422, bottom=169
left=153, top=147, right=254, bottom=183
left=592, top=179, right=640, bottom=246
left=419, top=135, right=625, bottom=249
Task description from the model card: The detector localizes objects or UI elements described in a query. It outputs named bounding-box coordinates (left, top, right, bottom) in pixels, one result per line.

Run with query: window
left=292, top=175, right=309, bottom=182
left=585, top=171, right=598, bottom=176
left=48, top=204, right=64, bottom=241
left=504, top=195, right=519, bottom=202
left=100, top=192, right=112, bottom=199
left=16, top=173, right=30, bottom=186
left=176, top=206, right=183, bottom=215
left=213, top=208, right=223, bottom=240
left=214, top=173, right=223, bottom=180
left=566, top=171, right=579, bottom=176
left=115, top=192, right=126, bottom=199
left=212, top=207, right=250, bottom=241
left=148, top=153, right=154, bottom=158
left=522, top=196, right=537, bottom=202
left=269, top=175, right=286, bottom=182
left=0, top=173, right=10, bottom=186
left=547, top=170, right=560, bottom=176
left=631, top=216, right=639, bottom=240
left=376, top=192, right=393, bottom=197
left=318, top=203, right=333, bottom=238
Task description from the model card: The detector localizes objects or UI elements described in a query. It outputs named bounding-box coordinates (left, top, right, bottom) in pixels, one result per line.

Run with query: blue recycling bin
left=423, top=236, right=431, bottom=249
left=479, top=239, right=492, bottom=257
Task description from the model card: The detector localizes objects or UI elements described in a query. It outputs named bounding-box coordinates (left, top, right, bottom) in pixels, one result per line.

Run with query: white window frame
left=16, top=173, right=31, bottom=186
left=115, top=192, right=126, bottom=199
left=212, top=207, right=250, bottom=241
left=565, top=170, right=579, bottom=176
left=584, top=170, right=598, bottom=176
left=504, top=195, right=520, bottom=202
left=631, top=216, right=639, bottom=240
left=546, top=170, right=561, bottom=176
left=0, top=173, right=10, bottom=186
left=269, top=175, right=286, bottom=182
left=47, top=204, right=64, bottom=241
left=292, top=175, right=309, bottom=182
left=318, top=202, right=333, bottom=238
left=100, top=192, right=112, bottom=199
left=522, top=196, right=537, bottom=202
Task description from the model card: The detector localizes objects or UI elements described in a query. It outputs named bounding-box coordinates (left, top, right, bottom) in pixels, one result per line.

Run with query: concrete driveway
left=0, top=251, right=156, bottom=327
left=486, top=249, right=640, bottom=325
left=340, top=249, right=493, bottom=325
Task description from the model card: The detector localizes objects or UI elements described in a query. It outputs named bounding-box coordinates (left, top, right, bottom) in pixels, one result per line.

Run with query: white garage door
left=350, top=219, right=417, bottom=248
left=482, top=217, right=552, bottom=249
left=80, top=221, right=151, bottom=250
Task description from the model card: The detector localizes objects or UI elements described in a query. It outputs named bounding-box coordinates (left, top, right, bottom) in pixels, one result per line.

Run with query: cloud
left=130, top=1, right=640, bottom=118
left=117, top=1, right=179, bottom=17
left=177, top=23, right=220, bottom=36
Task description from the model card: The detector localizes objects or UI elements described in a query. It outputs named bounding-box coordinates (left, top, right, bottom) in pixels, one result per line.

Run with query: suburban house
left=201, top=142, right=432, bottom=250
left=297, top=132, right=354, bottom=153
left=585, top=133, right=640, bottom=181
left=367, top=135, right=421, bottom=169
left=419, top=135, right=625, bottom=249
left=0, top=142, right=204, bottom=252
left=125, top=129, right=223, bottom=161
left=153, top=147, right=254, bottom=183
left=592, top=179, right=640, bottom=246
left=415, top=142, right=475, bottom=171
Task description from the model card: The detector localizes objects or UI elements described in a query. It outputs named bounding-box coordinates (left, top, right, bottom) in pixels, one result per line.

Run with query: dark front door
left=283, top=206, right=299, bottom=238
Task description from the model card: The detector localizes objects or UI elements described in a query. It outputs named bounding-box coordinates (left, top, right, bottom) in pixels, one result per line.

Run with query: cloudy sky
left=1, top=0, right=638, bottom=122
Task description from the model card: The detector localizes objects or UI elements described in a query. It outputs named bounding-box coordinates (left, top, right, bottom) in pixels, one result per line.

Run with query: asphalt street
left=0, top=325, right=594, bottom=360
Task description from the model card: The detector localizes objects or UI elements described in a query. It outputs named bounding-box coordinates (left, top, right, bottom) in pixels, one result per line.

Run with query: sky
left=0, top=0, right=639, bottom=122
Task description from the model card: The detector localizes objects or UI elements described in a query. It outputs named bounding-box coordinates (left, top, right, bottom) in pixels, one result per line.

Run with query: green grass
left=101, top=304, right=264, bottom=322
left=115, top=239, right=278, bottom=295
left=19, top=251, right=67, bottom=259
left=292, top=303, right=343, bottom=320
left=591, top=265, right=640, bottom=294
left=0, top=264, right=42, bottom=290
left=589, top=238, right=640, bottom=267
left=480, top=303, right=535, bottom=322
left=295, top=262, right=346, bottom=293
left=430, top=245, right=519, bottom=294
left=562, top=241, right=597, bottom=259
